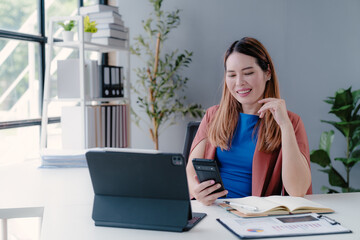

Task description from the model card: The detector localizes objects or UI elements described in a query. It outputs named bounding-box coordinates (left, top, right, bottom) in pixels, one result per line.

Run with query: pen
left=317, top=214, right=339, bottom=225
left=223, top=201, right=259, bottom=212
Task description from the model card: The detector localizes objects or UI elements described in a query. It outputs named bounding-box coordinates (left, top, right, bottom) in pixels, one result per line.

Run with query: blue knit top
left=216, top=113, right=259, bottom=198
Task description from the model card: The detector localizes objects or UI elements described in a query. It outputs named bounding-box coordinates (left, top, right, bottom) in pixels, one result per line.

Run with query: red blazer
left=189, top=105, right=312, bottom=196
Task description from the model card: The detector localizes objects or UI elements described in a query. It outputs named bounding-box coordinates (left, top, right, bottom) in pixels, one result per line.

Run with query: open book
left=218, top=196, right=334, bottom=217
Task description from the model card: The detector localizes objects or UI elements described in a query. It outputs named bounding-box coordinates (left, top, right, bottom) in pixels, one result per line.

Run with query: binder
left=110, top=66, right=122, bottom=97
left=123, top=104, right=128, bottom=147
left=119, top=67, right=124, bottom=97
left=106, top=106, right=111, bottom=147
left=87, top=60, right=100, bottom=99
left=100, top=65, right=111, bottom=97
left=94, top=106, right=101, bottom=147
left=85, top=106, right=96, bottom=148
left=110, top=67, right=117, bottom=97
left=116, top=105, right=120, bottom=147
left=100, top=106, right=106, bottom=148
left=119, top=105, right=123, bottom=147
left=111, top=105, right=116, bottom=147
left=99, top=65, right=123, bottom=98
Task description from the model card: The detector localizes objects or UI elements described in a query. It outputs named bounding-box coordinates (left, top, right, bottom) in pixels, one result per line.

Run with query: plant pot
left=62, top=31, right=74, bottom=42
left=83, top=32, right=92, bottom=42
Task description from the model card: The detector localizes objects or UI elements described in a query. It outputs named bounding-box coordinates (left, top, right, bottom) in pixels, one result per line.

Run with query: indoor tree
left=130, top=0, right=203, bottom=150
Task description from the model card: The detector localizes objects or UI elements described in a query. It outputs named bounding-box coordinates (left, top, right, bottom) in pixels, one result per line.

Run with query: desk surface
left=0, top=162, right=359, bottom=240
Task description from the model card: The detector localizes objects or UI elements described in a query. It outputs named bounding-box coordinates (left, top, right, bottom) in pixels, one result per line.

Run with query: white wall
left=117, top=0, right=360, bottom=193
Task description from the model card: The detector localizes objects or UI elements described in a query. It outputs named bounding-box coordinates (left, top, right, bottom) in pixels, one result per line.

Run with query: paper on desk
left=217, top=213, right=351, bottom=239
left=40, top=149, right=87, bottom=168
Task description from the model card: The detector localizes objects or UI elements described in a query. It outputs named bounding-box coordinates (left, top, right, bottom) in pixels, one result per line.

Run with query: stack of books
left=79, top=4, right=128, bottom=48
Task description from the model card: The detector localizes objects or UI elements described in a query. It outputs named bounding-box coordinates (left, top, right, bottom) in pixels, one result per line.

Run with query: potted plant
left=130, top=0, right=203, bottom=150
left=310, top=87, right=360, bottom=193
left=58, top=20, right=75, bottom=42
left=83, top=16, right=97, bottom=42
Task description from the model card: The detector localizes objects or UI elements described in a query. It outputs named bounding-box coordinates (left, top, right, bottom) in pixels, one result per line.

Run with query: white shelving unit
left=40, top=15, right=130, bottom=150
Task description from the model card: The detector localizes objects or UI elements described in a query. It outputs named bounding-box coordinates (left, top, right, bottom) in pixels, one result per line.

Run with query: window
left=0, top=0, right=39, bottom=35
left=0, top=0, right=101, bottom=165
left=0, top=39, right=40, bottom=122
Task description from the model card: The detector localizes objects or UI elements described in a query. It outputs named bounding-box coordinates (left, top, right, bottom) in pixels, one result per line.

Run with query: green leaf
left=310, top=149, right=331, bottom=167
left=334, top=157, right=360, bottom=166
left=323, top=98, right=335, bottom=105
left=351, top=149, right=360, bottom=158
left=329, top=104, right=353, bottom=122
left=353, top=104, right=360, bottom=121
left=320, top=167, right=347, bottom=188
left=349, top=128, right=360, bottom=152
left=352, top=89, right=360, bottom=105
left=333, top=87, right=353, bottom=109
left=321, top=186, right=339, bottom=194
left=58, top=20, right=75, bottom=31
left=321, top=120, right=360, bottom=138
left=348, top=187, right=360, bottom=192
left=84, top=16, right=97, bottom=33
left=319, top=130, right=334, bottom=155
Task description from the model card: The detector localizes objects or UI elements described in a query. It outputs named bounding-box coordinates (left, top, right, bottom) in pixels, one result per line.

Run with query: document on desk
left=217, top=213, right=351, bottom=239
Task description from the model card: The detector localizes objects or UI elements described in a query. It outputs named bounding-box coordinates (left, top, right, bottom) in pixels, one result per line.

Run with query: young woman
left=186, top=37, right=312, bottom=206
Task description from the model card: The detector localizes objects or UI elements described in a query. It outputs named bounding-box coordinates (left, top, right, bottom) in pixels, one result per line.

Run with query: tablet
left=86, top=148, right=206, bottom=232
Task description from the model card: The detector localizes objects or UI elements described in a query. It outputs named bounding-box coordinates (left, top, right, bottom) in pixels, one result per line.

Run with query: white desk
left=0, top=161, right=359, bottom=240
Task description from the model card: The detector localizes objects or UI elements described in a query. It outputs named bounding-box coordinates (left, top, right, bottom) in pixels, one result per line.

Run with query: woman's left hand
left=257, top=98, right=291, bottom=128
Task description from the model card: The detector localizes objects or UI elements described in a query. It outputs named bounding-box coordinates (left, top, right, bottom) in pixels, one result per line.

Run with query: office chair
left=182, top=121, right=200, bottom=165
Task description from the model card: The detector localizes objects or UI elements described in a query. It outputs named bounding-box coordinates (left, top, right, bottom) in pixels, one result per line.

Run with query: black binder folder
left=110, top=66, right=122, bottom=97
left=99, top=65, right=123, bottom=98
left=86, top=150, right=206, bottom=232
left=99, top=65, right=111, bottom=97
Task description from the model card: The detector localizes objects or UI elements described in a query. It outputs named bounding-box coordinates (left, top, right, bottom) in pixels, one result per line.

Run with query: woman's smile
left=236, top=88, right=252, bottom=97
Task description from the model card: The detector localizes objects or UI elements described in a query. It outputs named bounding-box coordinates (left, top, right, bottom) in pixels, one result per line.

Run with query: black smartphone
left=192, top=158, right=226, bottom=197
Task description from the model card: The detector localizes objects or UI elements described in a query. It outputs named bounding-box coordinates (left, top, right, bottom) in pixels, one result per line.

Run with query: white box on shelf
left=61, top=106, right=82, bottom=149
left=57, top=59, right=99, bottom=99
left=57, top=59, right=80, bottom=98
left=61, top=106, right=99, bottom=149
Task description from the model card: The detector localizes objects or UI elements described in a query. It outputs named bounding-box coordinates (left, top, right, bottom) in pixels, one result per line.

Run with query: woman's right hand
left=192, top=175, right=228, bottom=206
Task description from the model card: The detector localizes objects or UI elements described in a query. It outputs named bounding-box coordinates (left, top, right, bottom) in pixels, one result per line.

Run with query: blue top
left=216, top=113, right=259, bottom=198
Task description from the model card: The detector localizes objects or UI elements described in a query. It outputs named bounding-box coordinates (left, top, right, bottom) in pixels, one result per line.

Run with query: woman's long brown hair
left=208, top=37, right=281, bottom=153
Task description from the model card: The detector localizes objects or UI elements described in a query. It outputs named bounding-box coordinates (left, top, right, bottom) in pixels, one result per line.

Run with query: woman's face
left=225, top=52, right=270, bottom=114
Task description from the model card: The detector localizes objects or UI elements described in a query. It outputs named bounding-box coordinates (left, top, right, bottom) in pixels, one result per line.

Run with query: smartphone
left=192, top=158, right=226, bottom=197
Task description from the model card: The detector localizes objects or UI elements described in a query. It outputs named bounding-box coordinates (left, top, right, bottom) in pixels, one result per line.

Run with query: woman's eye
left=227, top=75, right=236, bottom=78
left=244, top=72, right=254, bottom=76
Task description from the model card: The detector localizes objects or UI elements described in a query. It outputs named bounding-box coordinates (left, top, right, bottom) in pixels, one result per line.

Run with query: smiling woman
left=225, top=52, right=270, bottom=114
left=186, top=37, right=312, bottom=206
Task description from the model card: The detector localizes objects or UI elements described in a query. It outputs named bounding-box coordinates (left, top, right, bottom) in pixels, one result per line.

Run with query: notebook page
left=265, top=196, right=331, bottom=212
left=230, top=196, right=289, bottom=214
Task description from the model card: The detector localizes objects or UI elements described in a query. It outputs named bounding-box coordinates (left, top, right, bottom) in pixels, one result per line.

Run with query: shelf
left=53, top=41, right=128, bottom=53
left=44, top=98, right=84, bottom=102
left=41, top=15, right=131, bottom=150
left=86, top=97, right=129, bottom=103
